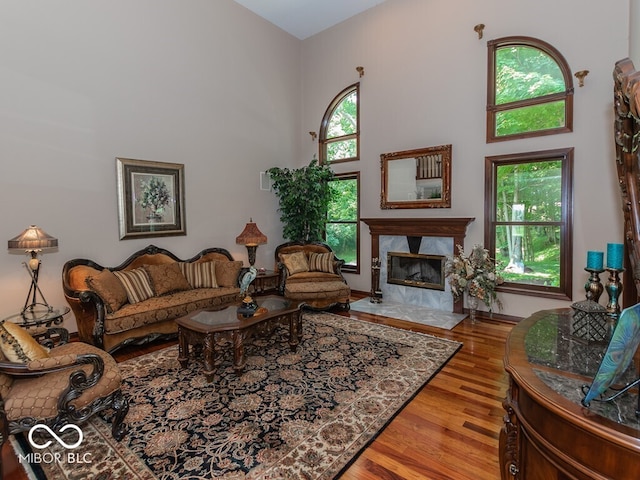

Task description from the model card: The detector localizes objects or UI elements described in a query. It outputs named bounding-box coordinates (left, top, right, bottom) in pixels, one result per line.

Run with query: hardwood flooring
left=2, top=301, right=516, bottom=480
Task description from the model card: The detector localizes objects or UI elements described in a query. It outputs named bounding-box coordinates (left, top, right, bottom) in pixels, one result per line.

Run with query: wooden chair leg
left=110, top=390, right=129, bottom=441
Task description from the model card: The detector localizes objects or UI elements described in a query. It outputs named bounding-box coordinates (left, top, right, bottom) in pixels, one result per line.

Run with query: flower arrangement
left=139, top=177, right=170, bottom=218
left=445, top=244, right=504, bottom=310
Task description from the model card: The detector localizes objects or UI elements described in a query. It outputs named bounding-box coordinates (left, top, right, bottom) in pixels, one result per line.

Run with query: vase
left=467, top=296, right=479, bottom=324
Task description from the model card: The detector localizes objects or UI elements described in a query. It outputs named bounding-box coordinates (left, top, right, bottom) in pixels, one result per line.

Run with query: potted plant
left=267, top=159, right=334, bottom=242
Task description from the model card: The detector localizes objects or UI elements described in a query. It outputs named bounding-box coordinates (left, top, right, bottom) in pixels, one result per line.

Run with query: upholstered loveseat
left=62, top=245, right=244, bottom=353
left=275, top=241, right=350, bottom=310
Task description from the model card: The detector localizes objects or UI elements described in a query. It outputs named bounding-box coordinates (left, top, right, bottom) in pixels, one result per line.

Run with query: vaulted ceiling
left=232, top=0, right=387, bottom=39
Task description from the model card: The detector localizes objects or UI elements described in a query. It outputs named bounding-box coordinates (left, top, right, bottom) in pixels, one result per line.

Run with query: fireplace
left=387, top=252, right=445, bottom=290
left=361, top=218, right=474, bottom=313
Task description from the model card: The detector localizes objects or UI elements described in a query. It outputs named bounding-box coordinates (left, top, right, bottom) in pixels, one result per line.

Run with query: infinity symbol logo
left=28, top=424, right=83, bottom=450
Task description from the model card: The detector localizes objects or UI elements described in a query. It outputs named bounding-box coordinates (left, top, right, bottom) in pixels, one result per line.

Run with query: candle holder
left=605, top=267, right=624, bottom=318
left=584, top=267, right=604, bottom=302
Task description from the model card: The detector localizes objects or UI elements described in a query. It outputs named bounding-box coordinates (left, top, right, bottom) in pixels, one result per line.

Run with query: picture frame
left=116, top=158, right=186, bottom=240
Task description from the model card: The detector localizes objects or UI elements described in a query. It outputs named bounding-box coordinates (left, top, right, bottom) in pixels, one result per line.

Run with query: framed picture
left=116, top=158, right=186, bottom=240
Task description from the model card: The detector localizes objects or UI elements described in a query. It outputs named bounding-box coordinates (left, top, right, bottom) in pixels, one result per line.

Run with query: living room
left=0, top=0, right=632, bottom=325
left=0, top=0, right=638, bottom=478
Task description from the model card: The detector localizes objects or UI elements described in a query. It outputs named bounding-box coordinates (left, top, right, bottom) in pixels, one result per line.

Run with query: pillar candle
left=586, top=251, right=603, bottom=270
left=606, top=243, right=624, bottom=270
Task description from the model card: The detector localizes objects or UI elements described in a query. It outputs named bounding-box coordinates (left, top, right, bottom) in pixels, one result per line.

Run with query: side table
left=2, top=306, right=70, bottom=348
left=251, top=270, right=279, bottom=296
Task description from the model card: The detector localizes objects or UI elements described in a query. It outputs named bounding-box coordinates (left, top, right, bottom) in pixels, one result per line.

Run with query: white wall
left=300, top=0, right=630, bottom=318
left=0, top=0, right=301, bottom=329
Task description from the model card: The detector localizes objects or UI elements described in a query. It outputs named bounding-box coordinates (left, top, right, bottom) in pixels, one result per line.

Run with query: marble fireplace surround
left=361, top=218, right=474, bottom=314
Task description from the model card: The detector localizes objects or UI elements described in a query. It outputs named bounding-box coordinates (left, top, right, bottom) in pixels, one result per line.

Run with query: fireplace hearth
left=387, top=252, right=445, bottom=290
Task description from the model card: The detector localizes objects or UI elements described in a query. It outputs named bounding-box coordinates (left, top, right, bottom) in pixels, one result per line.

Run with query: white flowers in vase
left=445, top=244, right=504, bottom=311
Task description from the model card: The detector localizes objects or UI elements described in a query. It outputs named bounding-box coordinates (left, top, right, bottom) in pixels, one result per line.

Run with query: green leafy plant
left=267, top=159, right=335, bottom=242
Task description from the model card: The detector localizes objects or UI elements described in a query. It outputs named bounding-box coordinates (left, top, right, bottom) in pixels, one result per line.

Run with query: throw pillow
left=281, top=251, right=309, bottom=275
left=143, top=263, right=192, bottom=296
left=0, top=321, right=49, bottom=363
left=86, top=269, right=129, bottom=313
left=180, top=261, right=218, bottom=289
left=308, top=252, right=335, bottom=273
left=216, top=261, right=243, bottom=287
left=113, top=268, right=155, bottom=304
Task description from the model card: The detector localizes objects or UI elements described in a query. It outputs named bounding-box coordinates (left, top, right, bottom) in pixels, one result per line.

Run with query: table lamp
left=235, top=219, right=267, bottom=267
left=8, top=225, right=58, bottom=317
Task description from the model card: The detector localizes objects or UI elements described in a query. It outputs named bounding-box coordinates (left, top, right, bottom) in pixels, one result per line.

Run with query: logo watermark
left=18, top=424, right=92, bottom=465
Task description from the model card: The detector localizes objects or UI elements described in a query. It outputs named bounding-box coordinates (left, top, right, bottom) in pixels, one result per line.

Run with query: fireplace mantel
left=361, top=217, right=474, bottom=313
left=361, top=217, right=474, bottom=238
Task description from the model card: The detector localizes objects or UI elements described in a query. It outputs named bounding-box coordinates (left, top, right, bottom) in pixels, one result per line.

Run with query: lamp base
left=246, top=245, right=258, bottom=267
left=20, top=257, right=53, bottom=319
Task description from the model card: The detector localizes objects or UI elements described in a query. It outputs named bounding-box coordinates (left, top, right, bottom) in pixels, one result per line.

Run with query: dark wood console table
left=500, top=308, right=640, bottom=479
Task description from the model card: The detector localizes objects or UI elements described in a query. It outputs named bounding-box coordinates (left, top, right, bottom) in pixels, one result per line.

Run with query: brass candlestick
left=605, top=267, right=624, bottom=318
left=584, top=267, right=604, bottom=302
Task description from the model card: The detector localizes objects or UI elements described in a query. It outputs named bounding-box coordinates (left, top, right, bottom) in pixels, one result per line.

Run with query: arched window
left=319, top=83, right=359, bottom=163
left=487, top=37, right=573, bottom=142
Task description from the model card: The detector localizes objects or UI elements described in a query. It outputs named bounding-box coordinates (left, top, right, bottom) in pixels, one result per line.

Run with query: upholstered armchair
left=275, top=241, right=350, bottom=310
left=0, top=321, right=128, bottom=456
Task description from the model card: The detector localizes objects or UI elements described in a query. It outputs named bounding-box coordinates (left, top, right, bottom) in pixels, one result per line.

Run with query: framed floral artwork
left=116, top=158, right=186, bottom=239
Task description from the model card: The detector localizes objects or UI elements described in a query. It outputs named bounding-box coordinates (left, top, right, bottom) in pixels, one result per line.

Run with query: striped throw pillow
left=180, top=261, right=218, bottom=289
left=113, top=268, right=155, bottom=304
left=308, top=252, right=335, bottom=273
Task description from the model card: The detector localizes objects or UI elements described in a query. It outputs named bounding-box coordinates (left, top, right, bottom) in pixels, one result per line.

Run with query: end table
left=2, top=306, right=70, bottom=348
left=250, top=270, right=279, bottom=295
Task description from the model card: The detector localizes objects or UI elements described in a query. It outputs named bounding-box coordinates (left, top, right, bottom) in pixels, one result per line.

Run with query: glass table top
left=524, top=309, right=639, bottom=430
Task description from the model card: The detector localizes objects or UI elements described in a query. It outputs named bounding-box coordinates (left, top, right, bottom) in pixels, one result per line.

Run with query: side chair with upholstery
left=0, top=321, right=128, bottom=463
left=275, top=241, right=351, bottom=311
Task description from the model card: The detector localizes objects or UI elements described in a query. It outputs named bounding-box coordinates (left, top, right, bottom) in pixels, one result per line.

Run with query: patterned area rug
left=13, top=311, right=461, bottom=479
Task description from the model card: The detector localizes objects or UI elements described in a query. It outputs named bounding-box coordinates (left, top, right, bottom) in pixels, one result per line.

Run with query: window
left=484, top=148, right=573, bottom=300
left=487, top=37, right=573, bottom=142
left=326, top=172, right=360, bottom=273
left=319, top=83, right=359, bottom=163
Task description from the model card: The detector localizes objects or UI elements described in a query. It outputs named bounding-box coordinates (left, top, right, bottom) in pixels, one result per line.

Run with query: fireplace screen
left=387, top=252, right=445, bottom=290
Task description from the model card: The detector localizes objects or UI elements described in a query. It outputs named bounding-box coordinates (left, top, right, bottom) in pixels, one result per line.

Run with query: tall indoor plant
left=267, top=159, right=334, bottom=242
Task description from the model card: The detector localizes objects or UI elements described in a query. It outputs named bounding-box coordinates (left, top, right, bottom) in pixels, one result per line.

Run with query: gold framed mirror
left=380, top=144, right=451, bottom=209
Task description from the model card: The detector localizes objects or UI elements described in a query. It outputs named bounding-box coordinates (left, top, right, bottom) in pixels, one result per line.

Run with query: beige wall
left=0, top=0, right=633, bottom=330
left=300, top=0, right=630, bottom=318
left=0, top=0, right=300, bottom=330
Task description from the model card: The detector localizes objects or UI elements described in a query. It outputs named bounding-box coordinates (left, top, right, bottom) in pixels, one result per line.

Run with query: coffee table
left=175, top=295, right=302, bottom=381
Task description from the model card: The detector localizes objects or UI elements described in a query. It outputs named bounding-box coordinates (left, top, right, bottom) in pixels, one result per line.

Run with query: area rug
left=13, top=311, right=461, bottom=479
left=349, top=298, right=467, bottom=329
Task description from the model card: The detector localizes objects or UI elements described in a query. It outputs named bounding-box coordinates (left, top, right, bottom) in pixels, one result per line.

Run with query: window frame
left=319, top=83, right=360, bottom=164
left=487, top=36, right=574, bottom=143
left=484, top=148, right=574, bottom=300
left=325, top=171, right=360, bottom=274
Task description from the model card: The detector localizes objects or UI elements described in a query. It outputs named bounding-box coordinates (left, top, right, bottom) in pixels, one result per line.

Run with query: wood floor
left=2, top=301, right=516, bottom=480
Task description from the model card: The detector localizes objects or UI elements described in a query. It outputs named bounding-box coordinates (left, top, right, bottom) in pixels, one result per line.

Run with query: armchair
left=275, top=241, right=350, bottom=310
left=0, top=322, right=128, bottom=466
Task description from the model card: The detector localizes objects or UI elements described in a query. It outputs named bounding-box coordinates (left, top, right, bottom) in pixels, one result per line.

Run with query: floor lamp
left=8, top=225, right=58, bottom=318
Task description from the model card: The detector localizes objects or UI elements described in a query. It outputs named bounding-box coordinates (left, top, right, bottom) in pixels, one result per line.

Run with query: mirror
left=380, top=144, right=451, bottom=209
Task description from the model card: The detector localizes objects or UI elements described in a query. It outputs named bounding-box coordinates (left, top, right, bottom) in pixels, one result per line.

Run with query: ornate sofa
left=275, top=241, right=350, bottom=310
left=62, top=245, right=244, bottom=353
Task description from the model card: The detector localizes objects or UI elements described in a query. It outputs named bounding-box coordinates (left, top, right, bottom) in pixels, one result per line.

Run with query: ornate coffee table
left=175, top=295, right=302, bottom=381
